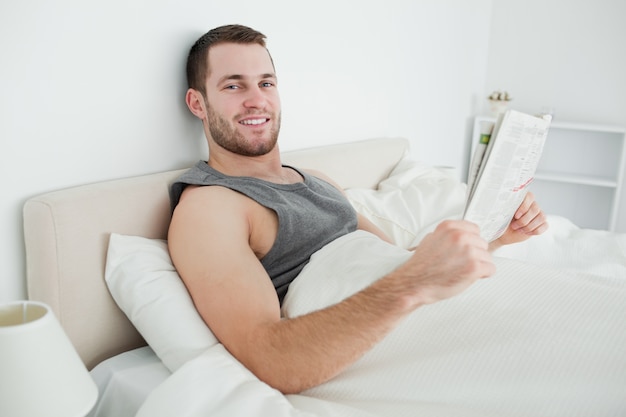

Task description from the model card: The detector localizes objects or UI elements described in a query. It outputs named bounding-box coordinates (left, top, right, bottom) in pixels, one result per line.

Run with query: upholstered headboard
left=23, top=137, right=409, bottom=369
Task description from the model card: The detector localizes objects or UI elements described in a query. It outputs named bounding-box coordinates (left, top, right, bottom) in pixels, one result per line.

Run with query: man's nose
left=243, top=86, right=266, bottom=109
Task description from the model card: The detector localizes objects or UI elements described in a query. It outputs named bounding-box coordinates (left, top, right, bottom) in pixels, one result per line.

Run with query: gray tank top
left=170, top=161, right=358, bottom=303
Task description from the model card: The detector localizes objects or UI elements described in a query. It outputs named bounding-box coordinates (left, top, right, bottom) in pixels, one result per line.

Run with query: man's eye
left=261, top=82, right=274, bottom=88
left=225, top=85, right=239, bottom=90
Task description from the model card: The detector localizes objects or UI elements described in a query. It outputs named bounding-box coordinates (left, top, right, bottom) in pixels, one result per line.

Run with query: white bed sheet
left=87, top=346, right=170, bottom=417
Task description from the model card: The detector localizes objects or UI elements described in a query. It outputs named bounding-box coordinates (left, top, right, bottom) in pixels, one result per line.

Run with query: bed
left=23, top=138, right=626, bottom=417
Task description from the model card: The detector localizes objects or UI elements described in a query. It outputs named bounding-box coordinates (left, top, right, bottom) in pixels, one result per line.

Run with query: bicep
left=168, top=188, right=281, bottom=358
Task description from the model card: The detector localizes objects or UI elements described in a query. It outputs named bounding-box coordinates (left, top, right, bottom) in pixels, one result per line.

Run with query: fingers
left=436, top=218, right=481, bottom=237
left=513, top=192, right=533, bottom=220
left=432, top=220, right=495, bottom=276
left=511, top=192, right=549, bottom=236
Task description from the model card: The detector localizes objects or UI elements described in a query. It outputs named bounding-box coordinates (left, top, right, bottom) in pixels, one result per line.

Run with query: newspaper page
left=463, top=110, right=551, bottom=242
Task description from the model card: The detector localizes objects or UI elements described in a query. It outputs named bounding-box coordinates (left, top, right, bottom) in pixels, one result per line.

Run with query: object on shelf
left=487, top=90, right=512, bottom=117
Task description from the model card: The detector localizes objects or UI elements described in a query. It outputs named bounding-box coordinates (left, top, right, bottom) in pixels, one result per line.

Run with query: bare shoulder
left=168, top=185, right=253, bottom=282
left=169, top=186, right=246, bottom=253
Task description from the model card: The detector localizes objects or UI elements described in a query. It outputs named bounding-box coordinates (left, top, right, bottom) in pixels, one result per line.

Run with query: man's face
left=203, top=43, right=281, bottom=157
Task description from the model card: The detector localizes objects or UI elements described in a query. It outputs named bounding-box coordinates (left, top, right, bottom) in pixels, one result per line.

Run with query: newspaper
left=464, top=110, right=551, bottom=242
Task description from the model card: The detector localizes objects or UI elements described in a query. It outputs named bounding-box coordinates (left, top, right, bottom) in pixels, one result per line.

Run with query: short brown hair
left=186, top=24, right=269, bottom=95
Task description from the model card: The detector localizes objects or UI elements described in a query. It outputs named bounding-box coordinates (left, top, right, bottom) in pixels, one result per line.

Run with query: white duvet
left=137, top=160, right=626, bottom=417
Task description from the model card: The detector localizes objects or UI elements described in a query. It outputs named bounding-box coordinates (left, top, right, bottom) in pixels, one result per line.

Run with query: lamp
left=0, top=300, right=98, bottom=417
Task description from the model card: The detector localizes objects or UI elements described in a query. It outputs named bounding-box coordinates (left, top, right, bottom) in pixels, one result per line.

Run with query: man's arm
left=169, top=185, right=494, bottom=394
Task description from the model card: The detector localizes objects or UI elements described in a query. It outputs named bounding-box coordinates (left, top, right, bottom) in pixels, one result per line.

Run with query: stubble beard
left=206, top=101, right=281, bottom=157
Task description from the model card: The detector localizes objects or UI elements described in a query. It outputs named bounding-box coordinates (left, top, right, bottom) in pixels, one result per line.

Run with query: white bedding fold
left=494, top=214, right=626, bottom=279
left=136, top=344, right=318, bottom=417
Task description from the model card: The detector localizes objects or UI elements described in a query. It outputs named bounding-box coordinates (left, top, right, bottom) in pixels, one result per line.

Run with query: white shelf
left=534, top=171, right=618, bottom=188
left=470, top=115, right=626, bottom=231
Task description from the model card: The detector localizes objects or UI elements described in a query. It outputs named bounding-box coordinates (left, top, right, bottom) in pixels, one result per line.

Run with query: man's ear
left=185, top=88, right=207, bottom=120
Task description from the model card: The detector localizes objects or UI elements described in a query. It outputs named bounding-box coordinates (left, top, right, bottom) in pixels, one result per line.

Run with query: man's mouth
left=239, top=118, right=268, bottom=126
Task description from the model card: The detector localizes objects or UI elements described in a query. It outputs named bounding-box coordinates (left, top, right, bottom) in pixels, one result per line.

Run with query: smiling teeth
left=241, top=118, right=266, bottom=125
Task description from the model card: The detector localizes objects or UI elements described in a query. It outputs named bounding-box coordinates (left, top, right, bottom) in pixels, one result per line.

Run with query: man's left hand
left=491, top=192, right=549, bottom=249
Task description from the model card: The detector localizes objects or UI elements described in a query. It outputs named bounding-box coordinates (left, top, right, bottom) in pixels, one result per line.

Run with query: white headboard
left=23, top=137, right=409, bottom=369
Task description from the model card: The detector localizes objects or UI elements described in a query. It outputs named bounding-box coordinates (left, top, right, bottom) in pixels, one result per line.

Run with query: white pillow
left=346, top=158, right=467, bottom=249
left=105, top=233, right=217, bottom=372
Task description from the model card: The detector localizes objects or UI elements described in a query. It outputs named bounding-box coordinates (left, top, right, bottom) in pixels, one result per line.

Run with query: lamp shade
left=0, top=301, right=98, bottom=417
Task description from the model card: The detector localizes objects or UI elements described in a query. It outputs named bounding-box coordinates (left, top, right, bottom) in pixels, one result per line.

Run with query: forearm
left=239, top=275, right=416, bottom=394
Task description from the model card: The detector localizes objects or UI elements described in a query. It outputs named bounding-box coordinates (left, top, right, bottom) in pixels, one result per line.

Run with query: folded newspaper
left=464, top=109, right=551, bottom=242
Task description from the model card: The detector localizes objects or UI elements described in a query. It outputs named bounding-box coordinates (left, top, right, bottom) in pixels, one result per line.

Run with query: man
left=168, top=24, right=548, bottom=395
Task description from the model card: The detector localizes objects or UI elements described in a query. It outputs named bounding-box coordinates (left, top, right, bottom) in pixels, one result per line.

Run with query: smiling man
left=167, top=24, right=548, bottom=394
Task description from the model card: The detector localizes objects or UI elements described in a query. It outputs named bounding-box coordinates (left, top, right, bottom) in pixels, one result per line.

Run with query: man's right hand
left=389, top=220, right=495, bottom=309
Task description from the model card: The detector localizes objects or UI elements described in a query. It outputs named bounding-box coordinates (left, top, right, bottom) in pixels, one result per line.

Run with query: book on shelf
left=464, top=109, right=552, bottom=242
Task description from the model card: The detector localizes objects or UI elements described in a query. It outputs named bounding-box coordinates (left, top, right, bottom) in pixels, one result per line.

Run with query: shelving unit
left=470, top=116, right=626, bottom=231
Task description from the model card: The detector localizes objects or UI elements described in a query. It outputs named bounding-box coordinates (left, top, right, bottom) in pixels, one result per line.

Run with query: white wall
left=0, top=0, right=493, bottom=302
left=485, top=0, right=626, bottom=232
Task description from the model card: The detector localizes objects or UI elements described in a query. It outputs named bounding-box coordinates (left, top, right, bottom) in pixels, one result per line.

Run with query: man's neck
left=207, top=147, right=302, bottom=184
